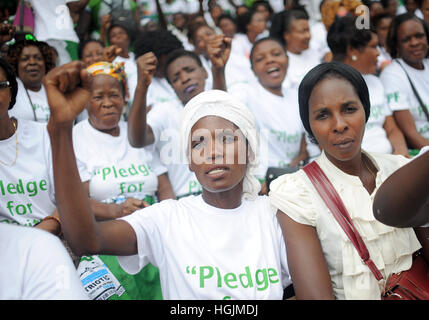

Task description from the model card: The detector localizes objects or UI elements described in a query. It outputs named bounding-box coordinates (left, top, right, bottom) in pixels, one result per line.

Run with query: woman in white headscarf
left=44, top=59, right=292, bottom=300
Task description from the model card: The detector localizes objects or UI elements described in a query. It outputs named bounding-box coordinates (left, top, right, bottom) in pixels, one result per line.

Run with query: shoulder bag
left=303, top=161, right=429, bottom=300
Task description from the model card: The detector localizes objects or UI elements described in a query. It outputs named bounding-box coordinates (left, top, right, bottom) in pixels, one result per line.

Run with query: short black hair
left=251, top=0, right=274, bottom=14
left=236, top=10, right=261, bottom=34
left=269, top=8, right=309, bottom=46
left=249, top=36, right=287, bottom=68
left=107, top=23, right=132, bottom=44
left=217, top=13, right=236, bottom=26
left=164, top=49, right=202, bottom=83
left=386, top=12, right=429, bottom=58
left=78, top=39, right=105, bottom=60
left=371, top=12, right=393, bottom=30
left=187, top=21, right=212, bottom=43
left=327, top=16, right=375, bottom=62
left=134, top=30, right=183, bottom=60
left=298, top=61, right=370, bottom=143
left=0, top=57, right=18, bottom=110
left=380, top=0, right=394, bottom=7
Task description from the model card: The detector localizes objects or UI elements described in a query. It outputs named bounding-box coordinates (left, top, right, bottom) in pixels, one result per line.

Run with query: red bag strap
left=303, top=161, right=384, bottom=281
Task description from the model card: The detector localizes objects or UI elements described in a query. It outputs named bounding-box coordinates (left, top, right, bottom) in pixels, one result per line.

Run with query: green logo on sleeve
left=386, top=91, right=399, bottom=104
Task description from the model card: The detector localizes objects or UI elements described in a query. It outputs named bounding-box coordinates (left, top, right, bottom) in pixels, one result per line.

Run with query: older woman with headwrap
left=44, top=57, right=292, bottom=299
left=70, top=61, right=175, bottom=300
left=269, top=62, right=427, bottom=300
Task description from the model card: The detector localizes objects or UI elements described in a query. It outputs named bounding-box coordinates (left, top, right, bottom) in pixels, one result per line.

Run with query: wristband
left=42, top=215, right=62, bottom=236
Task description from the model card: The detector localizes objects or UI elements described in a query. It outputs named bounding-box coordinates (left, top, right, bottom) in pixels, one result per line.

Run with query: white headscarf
left=179, top=90, right=261, bottom=200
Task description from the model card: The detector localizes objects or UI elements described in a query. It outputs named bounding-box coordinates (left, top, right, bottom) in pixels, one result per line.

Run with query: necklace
left=0, top=119, right=18, bottom=166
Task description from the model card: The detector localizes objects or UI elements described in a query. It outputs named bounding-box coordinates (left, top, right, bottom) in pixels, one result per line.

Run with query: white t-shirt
left=200, top=55, right=213, bottom=92
left=380, top=58, right=429, bottom=139
left=9, top=78, right=50, bottom=123
left=117, top=195, right=291, bottom=299
left=362, top=74, right=393, bottom=154
left=146, top=77, right=179, bottom=108
left=229, top=81, right=305, bottom=177
left=0, top=223, right=87, bottom=300
left=29, top=0, right=79, bottom=43
left=159, top=0, right=199, bottom=16
left=113, top=53, right=137, bottom=104
left=228, top=33, right=262, bottom=85
left=377, top=46, right=391, bottom=69
left=284, top=48, right=321, bottom=90
left=147, top=100, right=201, bottom=197
left=0, top=120, right=56, bottom=226
left=309, top=21, right=330, bottom=61
left=73, top=120, right=166, bottom=203
left=225, top=46, right=258, bottom=88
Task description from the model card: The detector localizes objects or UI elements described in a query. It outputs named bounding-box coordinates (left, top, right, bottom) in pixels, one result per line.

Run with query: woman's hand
left=136, top=52, right=158, bottom=88
left=207, top=34, right=232, bottom=70
left=103, top=45, right=122, bottom=63
left=44, top=61, right=92, bottom=128
left=116, top=198, right=148, bottom=218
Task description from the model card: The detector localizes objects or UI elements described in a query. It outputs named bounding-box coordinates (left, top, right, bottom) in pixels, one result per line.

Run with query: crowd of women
left=0, top=0, right=428, bottom=300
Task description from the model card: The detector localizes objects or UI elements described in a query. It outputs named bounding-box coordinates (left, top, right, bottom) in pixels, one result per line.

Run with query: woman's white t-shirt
left=147, top=100, right=201, bottom=197
left=229, top=81, right=305, bottom=177
left=284, top=48, right=321, bottom=90
left=362, top=74, right=393, bottom=154
left=29, top=0, right=79, bottom=43
left=0, top=120, right=56, bottom=226
left=379, top=58, right=429, bottom=139
left=72, top=119, right=166, bottom=203
left=377, top=46, right=391, bottom=69
left=228, top=33, right=263, bottom=85
left=0, top=223, right=88, bottom=300
left=117, top=195, right=291, bottom=299
left=146, top=77, right=179, bottom=108
left=9, top=78, right=50, bottom=123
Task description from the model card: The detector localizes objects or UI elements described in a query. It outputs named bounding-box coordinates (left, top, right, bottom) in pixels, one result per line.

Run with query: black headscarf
left=298, top=61, right=370, bottom=142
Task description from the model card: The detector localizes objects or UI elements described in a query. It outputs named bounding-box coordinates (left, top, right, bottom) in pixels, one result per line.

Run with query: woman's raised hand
left=207, top=34, right=232, bottom=70
left=103, top=45, right=122, bottom=63
left=136, top=52, right=158, bottom=88
left=44, top=61, right=92, bottom=127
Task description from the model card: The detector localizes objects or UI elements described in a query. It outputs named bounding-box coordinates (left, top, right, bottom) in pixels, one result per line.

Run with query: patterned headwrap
left=86, top=61, right=129, bottom=100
